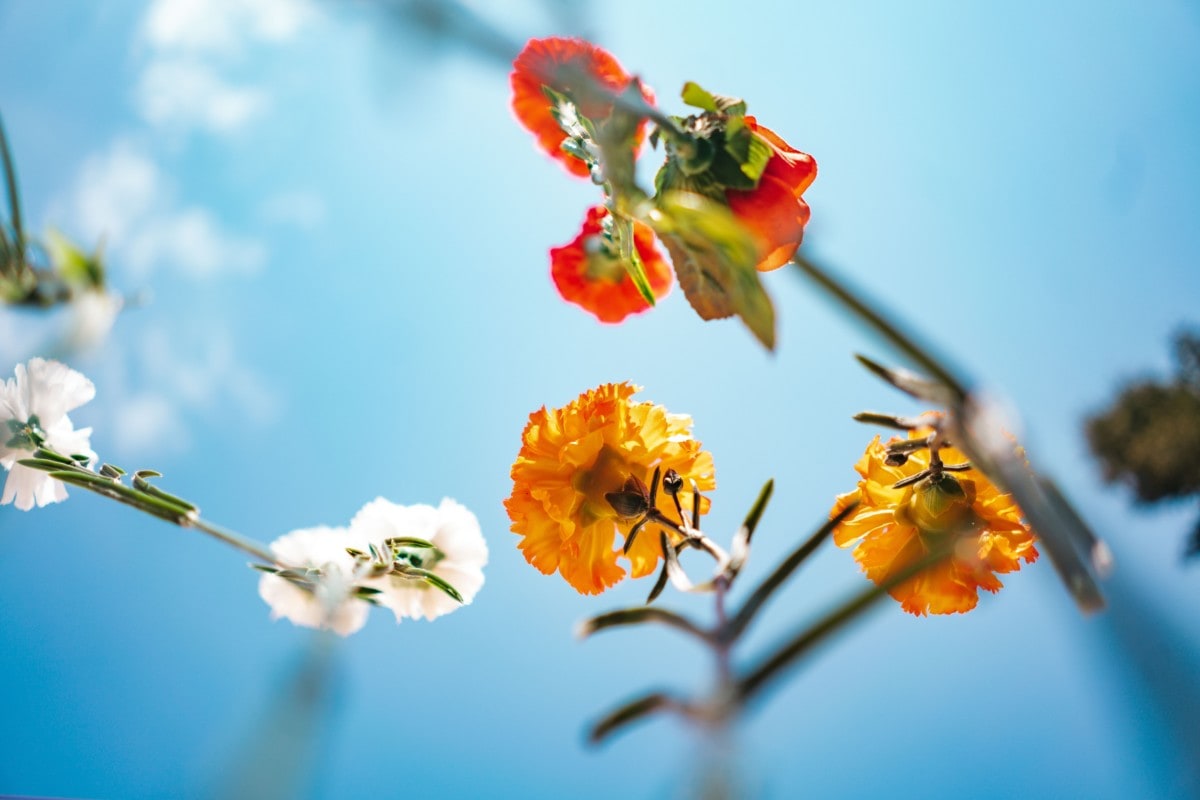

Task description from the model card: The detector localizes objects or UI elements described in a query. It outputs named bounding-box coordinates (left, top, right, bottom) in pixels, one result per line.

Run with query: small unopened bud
left=662, top=469, right=684, bottom=497
left=885, top=452, right=909, bottom=467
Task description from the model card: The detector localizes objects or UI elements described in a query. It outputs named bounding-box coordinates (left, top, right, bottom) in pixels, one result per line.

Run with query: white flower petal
left=17, top=358, right=96, bottom=425
left=1, top=464, right=67, bottom=511
left=258, top=525, right=371, bottom=636
left=351, top=496, right=488, bottom=622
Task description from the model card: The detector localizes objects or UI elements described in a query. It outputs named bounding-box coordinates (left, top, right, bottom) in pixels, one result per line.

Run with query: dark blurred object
left=1086, top=327, right=1200, bottom=559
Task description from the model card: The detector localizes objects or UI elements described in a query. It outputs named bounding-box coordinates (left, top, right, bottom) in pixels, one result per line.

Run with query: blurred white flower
left=353, top=497, right=488, bottom=622
left=258, top=525, right=369, bottom=636
left=62, top=291, right=124, bottom=353
left=0, top=358, right=97, bottom=510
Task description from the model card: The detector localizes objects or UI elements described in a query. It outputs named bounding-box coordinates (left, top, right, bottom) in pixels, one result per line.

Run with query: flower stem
left=187, top=516, right=276, bottom=565
left=19, top=451, right=277, bottom=566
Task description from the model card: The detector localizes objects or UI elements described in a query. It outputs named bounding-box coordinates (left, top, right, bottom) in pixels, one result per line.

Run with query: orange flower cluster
left=506, top=382, right=715, bottom=595
left=831, top=430, right=1039, bottom=616
left=510, top=36, right=816, bottom=322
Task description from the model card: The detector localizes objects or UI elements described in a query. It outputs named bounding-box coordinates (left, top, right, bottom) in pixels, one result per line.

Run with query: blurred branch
left=723, top=502, right=855, bottom=644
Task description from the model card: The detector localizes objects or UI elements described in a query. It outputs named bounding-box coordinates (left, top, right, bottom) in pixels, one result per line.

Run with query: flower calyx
left=347, top=537, right=463, bottom=603
left=654, top=82, right=772, bottom=198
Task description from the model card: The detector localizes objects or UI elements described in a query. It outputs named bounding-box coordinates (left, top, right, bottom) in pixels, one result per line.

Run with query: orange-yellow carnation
left=506, top=382, right=715, bottom=594
left=831, top=428, right=1038, bottom=616
left=550, top=206, right=673, bottom=323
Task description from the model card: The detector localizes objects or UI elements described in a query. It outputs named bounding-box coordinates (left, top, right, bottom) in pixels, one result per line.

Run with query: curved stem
left=189, top=516, right=276, bottom=565
left=712, top=579, right=734, bottom=693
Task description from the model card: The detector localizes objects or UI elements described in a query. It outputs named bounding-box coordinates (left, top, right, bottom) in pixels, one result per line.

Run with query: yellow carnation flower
left=506, top=382, right=715, bottom=595
left=832, top=426, right=1038, bottom=615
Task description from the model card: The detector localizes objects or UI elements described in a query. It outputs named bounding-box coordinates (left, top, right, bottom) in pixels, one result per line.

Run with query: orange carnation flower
left=510, top=36, right=654, bottom=178
left=506, top=383, right=715, bottom=595
left=831, top=428, right=1038, bottom=616
left=725, top=117, right=817, bottom=272
left=550, top=206, right=672, bottom=323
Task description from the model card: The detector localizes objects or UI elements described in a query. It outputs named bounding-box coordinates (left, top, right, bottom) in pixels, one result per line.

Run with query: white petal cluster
left=257, top=526, right=370, bottom=637
left=0, top=358, right=97, bottom=511
left=355, top=497, right=489, bottom=622
left=258, top=498, right=488, bottom=635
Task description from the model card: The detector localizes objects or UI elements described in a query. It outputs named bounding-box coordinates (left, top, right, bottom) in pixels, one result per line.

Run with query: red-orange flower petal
left=510, top=36, right=655, bottom=178
left=550, top=206, right=672, bottom=323
left=725, top=117, right=817, bottom=272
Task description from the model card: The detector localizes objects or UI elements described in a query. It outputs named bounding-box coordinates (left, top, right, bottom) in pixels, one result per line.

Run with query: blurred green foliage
left=1086, top=328, right=1200, bottom=557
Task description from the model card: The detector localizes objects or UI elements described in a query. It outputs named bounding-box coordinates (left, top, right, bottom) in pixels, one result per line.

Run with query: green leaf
left=576, top=607, right=710, bottom=643
left=588, top=692, right=681, bottom=744
left=395, top=565, right=464, bottom=603
left=384, top=536, right=436, bottom=550
left=646, top=192, right=776, bottom=350
left=611, top=213, right=655, bottom=306
left=45, top=230, right=105, bottom=290
left=727, top=123, right=772, bottom=179
left=793, top=254, right=971, bottom=402
left=734, top=546, right=950, bottom=707
left=724, top=501, right=857, bottom=644
left=727, top=479, right=774, bottom=578
left=854, top=354, right=960, bottom=406
left=680, top=81, right=719, bottom=112
left=679, top=81, right=747, bottom=117
left=0, top=114, right=24, bottom=265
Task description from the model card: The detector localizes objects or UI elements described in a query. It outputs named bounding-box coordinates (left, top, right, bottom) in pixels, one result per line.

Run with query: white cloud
left=141, top=0, right=318, bottom=54
left=112, top=393, right=189, bottom=456
left=137, top=59, right=266, bottom=133
left=124, top=207, right=266, bottom=279
left=73, top=143, right=158, bottom=244
left=135, top=0, right=319, bottom=135
left=139, top=328, right=279, bottom=424
left=66, top=141, right=266, bottom=281
left=259, top=190, right=326, bottom=229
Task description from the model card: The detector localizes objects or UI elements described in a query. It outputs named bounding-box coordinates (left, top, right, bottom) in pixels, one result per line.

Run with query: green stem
left=0, top=114, right=25, bottom=277
left=189, top=516, right=276, bottom=565
left=20, top=454, right=276, bottom=565
left=792, top=254, right=969, bottom=402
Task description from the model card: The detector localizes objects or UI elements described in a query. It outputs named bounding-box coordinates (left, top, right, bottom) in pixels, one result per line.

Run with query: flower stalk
left=580, top=472, right=934, bottom=743
left=18, top=446, right=276, bottom=565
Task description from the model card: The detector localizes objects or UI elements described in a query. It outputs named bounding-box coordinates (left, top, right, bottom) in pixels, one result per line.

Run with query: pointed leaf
left=611, top=213, right=655, bottom=306
left=0, top=115, right=24, bottom=263
left=647, top=192, right=775, bottom=350
left=576, top=607, right=710, bottom=643
left=728, top=479, right=774, bottom=578
left=734, top=547, right=950, bottom=707
left=394, top=565, right=464, bottom=603
left=588, top=692, right=681, bottom=744
left=724, top=501, right=857, bottom=643
left=680, top=81, right=719, bottom=112
left=794, top=254, right=971, bottom=401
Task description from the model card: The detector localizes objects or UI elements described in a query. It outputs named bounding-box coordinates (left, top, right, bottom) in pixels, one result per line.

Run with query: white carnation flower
left=0, top=358, right=97, bottom=510
left=352, top=497, right=488, bottom=622
left=258, top=526, right=370, bottom=637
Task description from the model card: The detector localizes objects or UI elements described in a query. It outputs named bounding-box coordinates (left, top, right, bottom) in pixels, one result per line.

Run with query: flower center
left=582, top=235, right=630, bottom=284
left=393, top=545, right=444, bottom=572
left=5, top=414, right=45, bottom=451
left=897, top=473, right=976, bottom=536
left=572, top=444, right=633, bottom=525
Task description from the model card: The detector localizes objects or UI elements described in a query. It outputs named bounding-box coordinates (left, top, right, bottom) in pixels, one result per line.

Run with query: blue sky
left=2, top=1, right=1199, bottom=797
